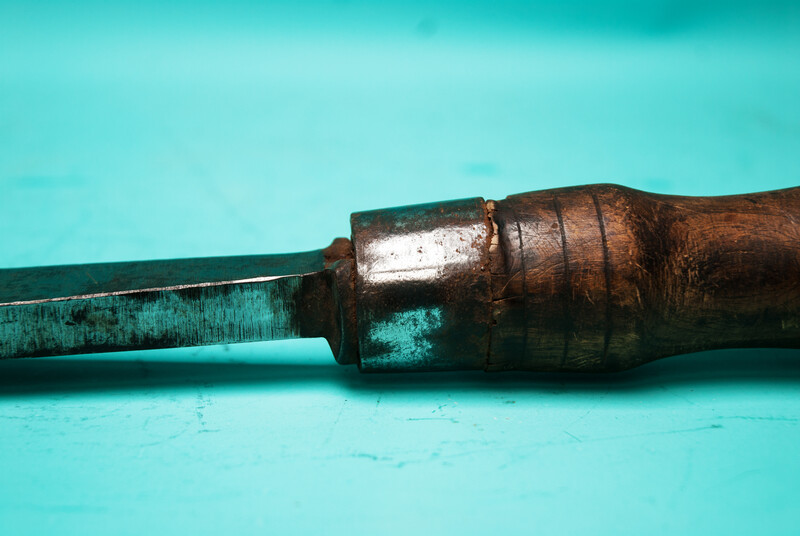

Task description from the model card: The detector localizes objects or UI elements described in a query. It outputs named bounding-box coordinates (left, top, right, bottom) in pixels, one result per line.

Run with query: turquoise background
left=2, top=1, right=800, bottom=534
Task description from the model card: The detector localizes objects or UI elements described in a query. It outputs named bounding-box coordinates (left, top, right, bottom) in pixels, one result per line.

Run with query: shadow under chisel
left=2, top=183, right=800, bottom=373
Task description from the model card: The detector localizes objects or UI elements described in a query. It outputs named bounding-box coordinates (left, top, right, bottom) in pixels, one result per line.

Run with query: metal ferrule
left=350, top=197, right=492, bottom=371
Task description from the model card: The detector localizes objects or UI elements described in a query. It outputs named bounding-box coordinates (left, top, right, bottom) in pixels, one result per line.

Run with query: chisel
left=2, top=183, right=799, bottom=372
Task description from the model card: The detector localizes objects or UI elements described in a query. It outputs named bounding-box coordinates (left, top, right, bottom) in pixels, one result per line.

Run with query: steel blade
left=0, top=247, right=351, bottom=360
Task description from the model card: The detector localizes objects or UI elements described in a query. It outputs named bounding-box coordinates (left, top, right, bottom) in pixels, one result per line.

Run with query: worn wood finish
left=488, top=184, right=800, bottom=371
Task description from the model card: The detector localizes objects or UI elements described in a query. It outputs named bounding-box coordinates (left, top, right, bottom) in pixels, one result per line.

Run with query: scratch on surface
left=568, top=407, right=594, bottom=427
left=369, top=394, right=383, bottom=423
left=564, top=430, right=582, bottom=442
left=434, top=402, right=450, bottom=413
left=715, top=415, right=798, bottom=422
left=660, top=384, right=700, bottom=407
left=324, top=399, right=347, bottom=446
left=84, top=269, right=99, bottom=285
left=602, top=424, right=723, bottom=443
left=714, top=468, right=764, bottom=489
left=194, top=388, right=213, bottom=431
left=351, top=452, right=393, bottom=462
left=407, top=417, right=460, bottom=423
left=138, top=424, right=190, bottom=447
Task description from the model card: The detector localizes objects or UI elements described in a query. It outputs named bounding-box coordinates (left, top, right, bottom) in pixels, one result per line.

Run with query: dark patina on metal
left=350, top=198, right=492, bottom=371
left=0, top=247, right=359, bottom=365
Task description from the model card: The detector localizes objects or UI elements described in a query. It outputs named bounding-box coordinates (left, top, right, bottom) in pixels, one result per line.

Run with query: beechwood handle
left=486, top=184, right=800, bottom=371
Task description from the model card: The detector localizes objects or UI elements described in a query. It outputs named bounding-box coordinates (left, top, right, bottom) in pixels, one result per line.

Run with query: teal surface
left=2, top=1, right=800, bottom=534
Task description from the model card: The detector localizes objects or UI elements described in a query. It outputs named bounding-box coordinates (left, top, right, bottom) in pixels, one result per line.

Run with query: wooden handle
left=487, top=184, right=800, bottom=371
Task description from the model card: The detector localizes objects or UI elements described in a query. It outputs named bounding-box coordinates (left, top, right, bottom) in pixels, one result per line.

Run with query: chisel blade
left=0, top=241, right=356, bottom=362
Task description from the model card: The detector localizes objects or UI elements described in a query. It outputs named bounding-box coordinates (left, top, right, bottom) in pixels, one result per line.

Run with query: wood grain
left=487, top=184, right=800, bottom=371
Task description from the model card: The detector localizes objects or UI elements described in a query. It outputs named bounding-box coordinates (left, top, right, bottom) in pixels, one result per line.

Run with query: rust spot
left=323, top=237, right=354, bottom=269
